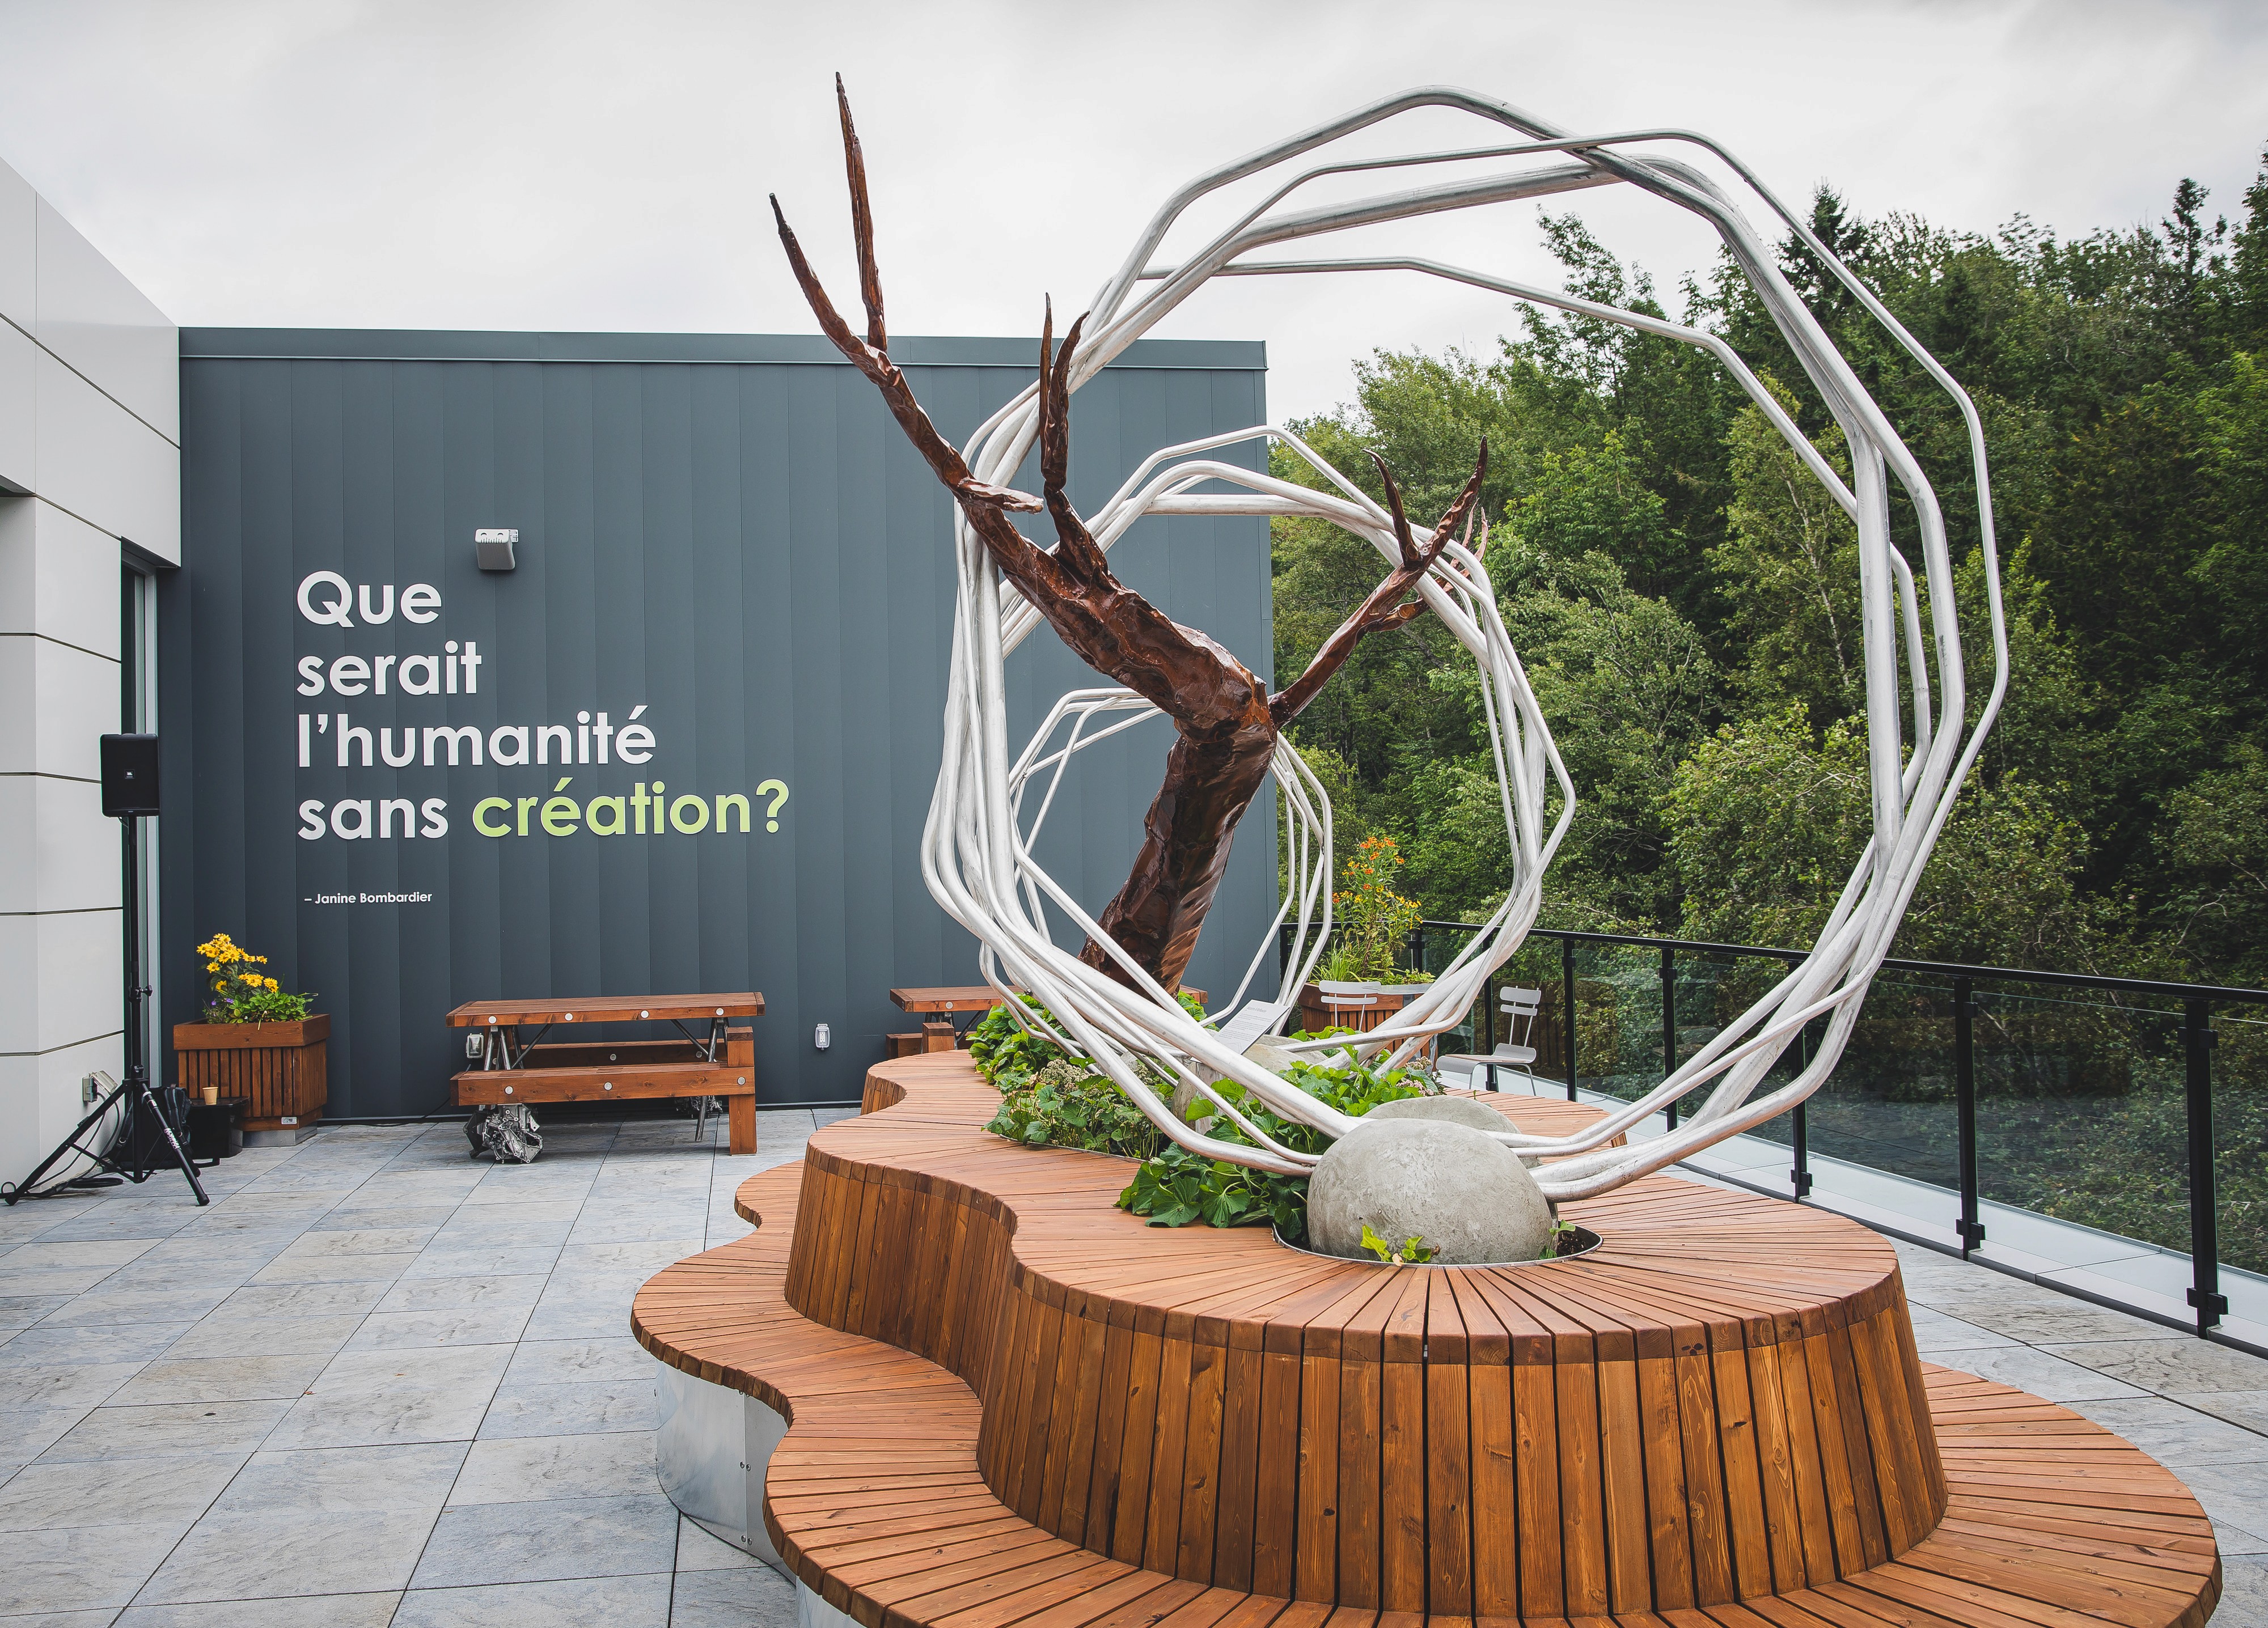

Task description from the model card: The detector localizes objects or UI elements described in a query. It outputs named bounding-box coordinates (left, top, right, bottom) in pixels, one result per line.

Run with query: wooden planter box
left=173, top=1015, right=329, bottom=1132
left=1293, top=982, right=1438, bottom=1061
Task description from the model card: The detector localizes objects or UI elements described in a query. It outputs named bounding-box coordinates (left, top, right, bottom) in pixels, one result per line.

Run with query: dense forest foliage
left=1272, top=147, right=2268, bottom=989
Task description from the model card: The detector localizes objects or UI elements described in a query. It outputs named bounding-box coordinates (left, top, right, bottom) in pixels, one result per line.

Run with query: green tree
left=1710, top=387, right=1862, bottom=728
left=1264, top=144, right=2268, bottom=987
left=1666, top=708, right=2089, bottom=966
left=2162, top=743, right=2268, bottom=981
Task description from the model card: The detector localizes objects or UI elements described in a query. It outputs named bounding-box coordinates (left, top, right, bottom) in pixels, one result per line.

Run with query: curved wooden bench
left=634, top=1053, right=2222, bottom=1628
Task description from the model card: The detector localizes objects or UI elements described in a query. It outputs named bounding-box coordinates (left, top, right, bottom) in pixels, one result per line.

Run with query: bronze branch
left=773, top=79, right=1484, bottom=993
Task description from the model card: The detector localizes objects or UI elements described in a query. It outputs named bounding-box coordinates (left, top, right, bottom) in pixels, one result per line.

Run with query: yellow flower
left=265, top=978, right=278, bottom=990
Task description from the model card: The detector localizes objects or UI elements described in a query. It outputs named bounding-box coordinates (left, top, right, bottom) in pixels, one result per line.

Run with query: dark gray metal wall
left=163, top=330, right=1272, bottom=1117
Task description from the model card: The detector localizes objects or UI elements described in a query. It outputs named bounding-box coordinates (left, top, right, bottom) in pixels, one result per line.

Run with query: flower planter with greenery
left=171, top=934, right=327, bottom=1133
left=1298, top=836, right=1436, bottom=1033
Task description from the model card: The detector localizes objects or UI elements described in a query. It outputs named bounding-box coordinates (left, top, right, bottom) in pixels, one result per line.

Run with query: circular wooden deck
left=633, top=1052, right=2223, bottom=1628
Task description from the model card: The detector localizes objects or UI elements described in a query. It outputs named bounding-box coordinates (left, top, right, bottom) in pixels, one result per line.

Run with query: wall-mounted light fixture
left=475, top=529, right=519, bottom=571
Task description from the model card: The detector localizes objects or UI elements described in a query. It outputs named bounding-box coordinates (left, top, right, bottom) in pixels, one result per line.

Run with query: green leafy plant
left=1359, top=1223, right=1436, bottom=1264
left=1316, top=942, right=1361, bottom=983
left=966, top=994, right=1076, bottom=1093
left=194, top=932, right=315, bottom=1024
left=1119, top=1147, right=1309, bottom=1233
left=1118, top=1036, right=1438, bottom=1241
left=984, top=1058, right=1163, bottom=1160
left=968, top=993, right=1441, bottom=1244
left=1548, top=1216, right=1580, bottom=1257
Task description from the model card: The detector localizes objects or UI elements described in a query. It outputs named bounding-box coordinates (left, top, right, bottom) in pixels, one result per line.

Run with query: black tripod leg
left=2, top=1081, right=130, bottom=1203
left=136, top=1081, right=209, bottom=1206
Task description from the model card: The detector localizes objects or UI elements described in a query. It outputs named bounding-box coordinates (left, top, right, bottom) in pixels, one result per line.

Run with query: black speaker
left=100, top=734, right=160, bottom=817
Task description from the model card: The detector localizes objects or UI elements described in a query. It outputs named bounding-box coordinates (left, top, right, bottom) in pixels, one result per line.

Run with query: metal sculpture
left=774, top=82, right=2005, bottom=1205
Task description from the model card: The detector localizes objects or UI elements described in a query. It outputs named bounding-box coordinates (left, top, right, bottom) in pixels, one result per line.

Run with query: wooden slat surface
left=890, top=987, right=1208, bottom=1013
left=443, top=992, right=762, bottom=1026
left=448, top=1064, right=755, bottom=1104
left=449, top=1025, right=757, bottom=1105
left=632, top=1054, right=2221, bottom=1628
left=891, top=987, right=1014, bottom=1014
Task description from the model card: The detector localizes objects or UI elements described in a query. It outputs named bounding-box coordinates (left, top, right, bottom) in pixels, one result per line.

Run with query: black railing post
left=2185, top=999, right=2226, bottom=1335
left=1562, top=938, right=1578, bottom=1103
left=1791, top=1020, right=1813, bottom=1198
left=1661, top=944, right=1678, bottom=1131
left=1482, top=971, right=1496, bottom=1055
left=1954, top=977, right=1984, bottom=1256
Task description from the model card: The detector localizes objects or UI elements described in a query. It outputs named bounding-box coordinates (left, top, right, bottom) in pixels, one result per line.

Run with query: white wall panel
left=0, top=634, right=114, bottom=780
left=0, top=323, right=30, bottom=494
left=34, top=198, right=176, bottom=443
left=0, top=909, right=121, bottom=1055
left=32, top=347, right=177, bottom=562
left=0, top=495, right=28, bottom=629
left=0, top=635, right=24, bottom=772
left=0, top=1032, right=121, bottom=1190
left=0, top=1053, right=50, bottom=1189
left=0, top=160, right=175, bottom=1192
left=0, top=498, right=120, bottom=655
left=0, top=773, right=117, bottom=915
left=38, top=500, right=120, bottom=656
left=0, top=774, right=26, bottom=915
left=0, top=158, right=31, bottom=333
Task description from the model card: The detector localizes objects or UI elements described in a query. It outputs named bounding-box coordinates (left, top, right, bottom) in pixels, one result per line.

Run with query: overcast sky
left=3, top=0, right=2263, bottom=419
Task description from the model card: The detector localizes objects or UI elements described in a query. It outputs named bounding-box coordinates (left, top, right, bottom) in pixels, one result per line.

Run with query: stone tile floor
left=0, top=1108, right=847, bottom=1625
left=0, top=1112, right=2262, bottom=1625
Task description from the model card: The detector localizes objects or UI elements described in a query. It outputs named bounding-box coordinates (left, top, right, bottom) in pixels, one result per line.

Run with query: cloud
left=1, top=0, right=2261, bottom=418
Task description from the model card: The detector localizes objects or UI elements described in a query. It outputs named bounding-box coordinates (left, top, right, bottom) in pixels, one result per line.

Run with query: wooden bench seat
left=447, top=994, right=763, bottom=1154
left=633, top=1054, right=2220, bottom=1628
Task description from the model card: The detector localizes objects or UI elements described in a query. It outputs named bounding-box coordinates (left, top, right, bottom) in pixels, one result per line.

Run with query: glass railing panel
left=1423, top=930, right=1560, bottom=1083
left=1800, top=973, right=1961, bottom=1190
left=1416, top=922, right=1486, bottom=1058
left=1565, top=940, right=1667, bottom=1106
left=1403, top=923, right=2268, bottom=1337
left=1672, top=951, right=1803, bottom=1147
left=1973, top=985, right=2189, bottom=1258
left=2214, top=1006, right=2267, bottom=1281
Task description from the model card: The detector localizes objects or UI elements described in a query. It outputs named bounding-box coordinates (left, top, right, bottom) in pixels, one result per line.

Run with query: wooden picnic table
left=446, top=993, right=763, bottom=1028
left=887, top=986, right=1005, bottom=1054
left=886, top=985, right=1205, bottom=1054
left=445, top=993, right=764, bottom=1158
left=887, top=985, right=1010, bottom=1015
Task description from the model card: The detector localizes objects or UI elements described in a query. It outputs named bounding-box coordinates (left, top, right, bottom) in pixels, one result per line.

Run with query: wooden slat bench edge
left=450, top=1063, right=755, bottom=1104
left=445, top=991, right=764, bottom=1025
left=631, top=1164, right=2221, bottom=1628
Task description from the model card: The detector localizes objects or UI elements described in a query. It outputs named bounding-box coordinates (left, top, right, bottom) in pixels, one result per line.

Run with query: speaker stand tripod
left=2, top=815, right=206, bottom=1206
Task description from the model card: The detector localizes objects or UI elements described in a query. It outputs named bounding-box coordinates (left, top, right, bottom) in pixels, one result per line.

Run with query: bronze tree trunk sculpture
left=772, top=80, right=1483, bottom=993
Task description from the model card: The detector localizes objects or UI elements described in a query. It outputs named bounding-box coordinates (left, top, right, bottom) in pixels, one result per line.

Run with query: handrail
left=1273, top=918, right=2262, bottom=1352
left=1416, top=920, right=2268, bottom=1005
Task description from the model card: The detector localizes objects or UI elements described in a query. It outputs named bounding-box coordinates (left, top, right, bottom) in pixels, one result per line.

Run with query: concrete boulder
left=1364, top=1093, right=1517, bottom=1135
left=1305, top=1116, right=1554, bottom=1265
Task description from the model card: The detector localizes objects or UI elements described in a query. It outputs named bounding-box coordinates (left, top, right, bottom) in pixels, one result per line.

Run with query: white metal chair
left=1320, top=991, right=1381, bottom=1032
left=1438, top=986, right=1542, bottom=1092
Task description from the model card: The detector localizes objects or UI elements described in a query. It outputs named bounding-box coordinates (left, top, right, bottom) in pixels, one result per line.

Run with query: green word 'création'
left=471, top=778, right=790, bottom=838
